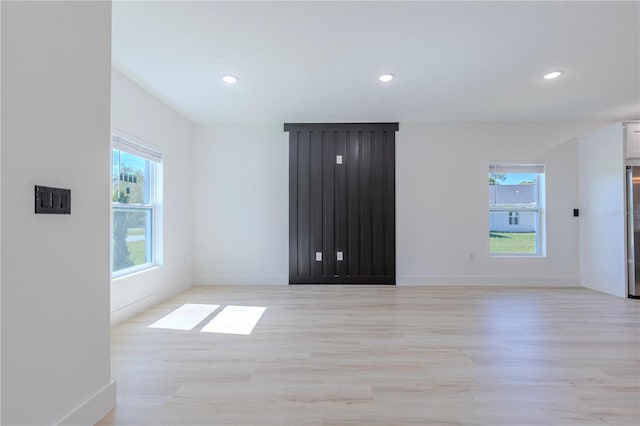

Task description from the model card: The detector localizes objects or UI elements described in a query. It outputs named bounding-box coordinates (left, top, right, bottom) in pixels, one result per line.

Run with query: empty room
left=1, top=1, right=639, bottom=425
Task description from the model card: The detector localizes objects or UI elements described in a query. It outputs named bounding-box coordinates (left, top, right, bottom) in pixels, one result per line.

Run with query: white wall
left=578, top=123, right=626, bottom=297
left=0, top=2, right=3, bottom=420
left=0, top=1, right=2, bottom=423
left=396, top=122, right=608, bottom=285
left=1, top=2, right=114, bottom=424
left=194, top=125, right=289, bottom=284
left=111, top=69, right=194, bottom=324
left=193, top=122, right=606, bottom=286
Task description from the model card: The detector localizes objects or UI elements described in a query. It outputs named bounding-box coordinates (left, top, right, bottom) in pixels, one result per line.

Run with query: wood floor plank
left=98, top=286, right=640, bottom=425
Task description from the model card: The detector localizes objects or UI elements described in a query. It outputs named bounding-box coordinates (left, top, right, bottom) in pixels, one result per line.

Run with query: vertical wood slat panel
left=347, top=130, right=360, bottom=277
left=372, top=130, right=384, bottom=276
left=310, top=130, right=323, bottom=277
left=322, top=131, right=336, bottom=277
left=360, top=130, right=373, bottom=276
left=383, top=130, right=396, bottom=277
left=335, top=130, right=348, bottom=278
left=297, top=131, right=310, bottom=277
left=289, top=131, right=299, bottom=278
left=287, top=123, right=397, bottom=284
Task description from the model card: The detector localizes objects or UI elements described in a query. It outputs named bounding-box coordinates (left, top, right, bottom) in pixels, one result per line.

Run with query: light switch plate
left=315, top=252, right=322, bottom=261
left=336, top=155, right=343, bottom=165
left=336, top=251, right=343, bottom=261
left=35, top=185, right=71, bottom=214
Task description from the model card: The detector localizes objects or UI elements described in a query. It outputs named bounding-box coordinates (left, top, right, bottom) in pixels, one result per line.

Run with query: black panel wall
left=286, top=123, right=397, bottom=284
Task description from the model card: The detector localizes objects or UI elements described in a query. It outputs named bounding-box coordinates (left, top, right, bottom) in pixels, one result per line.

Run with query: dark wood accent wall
left=286, top=123, right=397, bottom=284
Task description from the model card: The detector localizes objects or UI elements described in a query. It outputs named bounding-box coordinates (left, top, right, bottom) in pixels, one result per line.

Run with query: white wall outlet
left=336, top=251, right=343, bottom=261
left=336, top=155, right=343, bottom=165
left=315, top=252, right=322, bottom=261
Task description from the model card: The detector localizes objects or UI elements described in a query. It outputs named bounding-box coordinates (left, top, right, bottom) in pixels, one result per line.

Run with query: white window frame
left=489, top=164, right=545, bottom=257
left=111, top=133, right=163, bottom=278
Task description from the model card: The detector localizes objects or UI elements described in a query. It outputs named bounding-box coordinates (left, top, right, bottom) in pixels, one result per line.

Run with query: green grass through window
left=489, top=232, right=536, bottom=254
left=127, top=240, right=147, bottom=265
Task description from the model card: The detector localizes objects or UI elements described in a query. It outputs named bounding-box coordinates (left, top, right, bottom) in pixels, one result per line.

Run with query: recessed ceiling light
left=379, top=73, right=395, bottom=82
left=543, top=70, right=563, bottom=80
left=222, top=75, right=238, bottom=84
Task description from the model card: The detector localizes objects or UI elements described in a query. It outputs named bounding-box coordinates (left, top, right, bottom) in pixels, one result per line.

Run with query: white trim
left=397, top=275, right=579, bottom=286
left=192, top=276, right=579, bottom=286
left=489, top=253, right=547, bottom=259
left=112, top=131, right=162, bottom=163
left=111, top=265, right=160, bottom=282
left=489, top=164, right=544, bottom=174
left=57, top=381, right=116, bottom=426
left=111, top=262, right=157, bottom=279
left=489, top=206, right=539, bottom=211
left=194, top=275, right=289, bottom=285
left=490, top=253, right=546, bottom=258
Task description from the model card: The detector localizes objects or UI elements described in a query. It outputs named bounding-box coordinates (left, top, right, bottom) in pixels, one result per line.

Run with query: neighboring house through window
left=489, top=164, right=544, bottom=256
left=112, top=134, right=162, bottom=276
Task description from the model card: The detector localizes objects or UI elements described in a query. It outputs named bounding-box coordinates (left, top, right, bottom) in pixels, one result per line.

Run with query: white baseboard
left=193, top=275, right=579, bottom=287
left=110, top=278, right=193, bottom=327
left=580, top=281, right=627, bottom=298
left=194, top=275, right=288, bottom=285
left=396, top=275, right=580, bottom=286
left=57, top=380, right=116, bottom=426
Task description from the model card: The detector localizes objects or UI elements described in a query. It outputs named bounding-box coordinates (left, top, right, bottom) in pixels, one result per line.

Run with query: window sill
left=112, top=264, right=160, bottom=281
left=490, top=254, right=546, bottom=258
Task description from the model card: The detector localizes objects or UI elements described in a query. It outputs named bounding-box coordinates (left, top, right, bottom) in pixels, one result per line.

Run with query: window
left=508, top=212, right=519, bottom=225
left=489, top=164, right=544, bottom=256
left=112, top=135, right=162, bottom=276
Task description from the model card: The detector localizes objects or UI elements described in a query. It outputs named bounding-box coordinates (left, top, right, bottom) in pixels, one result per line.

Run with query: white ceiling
left=112, top=1, right=640, bottom=124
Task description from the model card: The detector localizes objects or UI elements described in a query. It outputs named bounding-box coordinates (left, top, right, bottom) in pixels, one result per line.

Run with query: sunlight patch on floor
left=148, top=303, right=220, bottom=331
left=201, top=305, right=267, bottom=335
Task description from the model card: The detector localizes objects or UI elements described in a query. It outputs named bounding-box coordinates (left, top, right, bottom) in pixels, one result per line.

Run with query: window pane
left=113, top=149, right=151, bottom=205
left=112, top=137, right=161, bottom=277
left=489, top=164, right=543, bottom=256
left=489, top=211, right=537, bottom=254
left=112, top=149, right=120, bottom=201
left=489, top=173, right=538, bottom=207
left=112, top=207, right=152, bottom=272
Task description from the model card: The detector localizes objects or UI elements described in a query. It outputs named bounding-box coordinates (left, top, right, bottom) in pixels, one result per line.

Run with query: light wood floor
left=99, top=286, right=640, bottom=425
